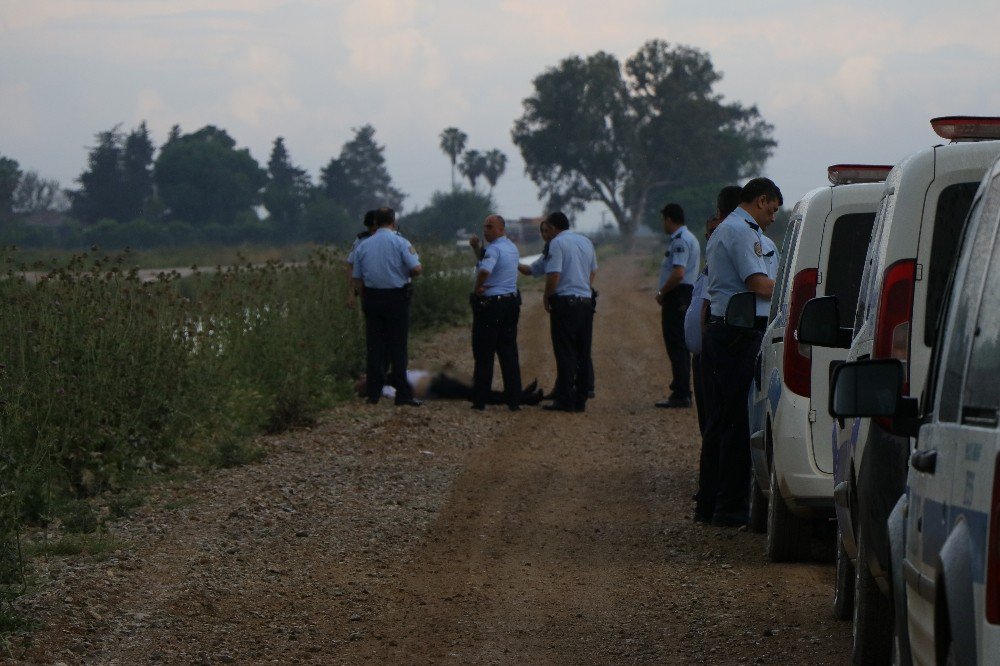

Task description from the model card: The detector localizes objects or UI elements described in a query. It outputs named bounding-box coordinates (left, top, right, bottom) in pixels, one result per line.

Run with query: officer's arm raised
left=744, top=273, right=773, bottom=299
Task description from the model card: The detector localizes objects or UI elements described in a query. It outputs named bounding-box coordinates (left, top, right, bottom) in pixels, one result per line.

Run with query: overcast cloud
left=3, top=0, right=1000, bottom=230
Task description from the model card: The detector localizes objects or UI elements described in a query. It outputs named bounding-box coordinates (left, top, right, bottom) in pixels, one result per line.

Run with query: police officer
left=351, top=207, right=424, bottom=406
left=655, top=203, right=701, bottom=409
left=697, top=178, right=782, bottom=526
left=541, top=211, right=597, bottom=413
left=345, top=209, right=376, bottom=309
left=467, top=215, right=523, bottom=411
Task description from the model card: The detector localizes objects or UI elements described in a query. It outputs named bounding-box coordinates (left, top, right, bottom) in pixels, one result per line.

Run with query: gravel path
left=11, top=253, right=850, bottom=665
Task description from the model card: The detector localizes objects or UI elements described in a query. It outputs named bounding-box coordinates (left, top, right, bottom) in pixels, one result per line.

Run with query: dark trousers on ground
left=471, top=295, right=522, bottom=408
left=660, top=284, right=693, bottom=400
left=549, top=295, right=595, bottom=410
left=362, top=287, right=414, bottom=404
left=429, top=373, right=539, bottom=405
left=697, top=323, right=762, bottom=523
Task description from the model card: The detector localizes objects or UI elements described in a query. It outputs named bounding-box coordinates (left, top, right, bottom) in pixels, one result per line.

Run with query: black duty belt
left=550, top=294, right=592, bottom=304
left=365, top=286, right=407, bottom=293
left=706, top=314, right=768, bottom=332
left=480, top=291, right=519, bottom=301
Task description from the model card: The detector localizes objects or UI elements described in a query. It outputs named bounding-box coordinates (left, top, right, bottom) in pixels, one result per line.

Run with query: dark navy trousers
left=698, top=322, right=762, bottom=523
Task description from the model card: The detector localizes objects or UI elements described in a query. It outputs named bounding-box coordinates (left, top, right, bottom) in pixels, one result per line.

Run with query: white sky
left=3, top=0, right=1000, bottom=231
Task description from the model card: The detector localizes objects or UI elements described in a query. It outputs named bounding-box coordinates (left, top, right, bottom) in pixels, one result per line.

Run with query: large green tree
left=459, top=149, right=486, bottom=191
left=482, top=149, right=507, bottom=195
left=402, top=189, right=494, bottom=242
left=320, top=124, right=405, bottom=222
left=262, top=137, right=312, bottom=238
left=512, top=40, right=776, bottom=243
left=439, top=127, right=468, bottom=190
left=0, top=155, right=21, bottom=222
left=154, top=125, right=267, bottom=227
left=14, top=171, right=64, bottom=214
left=72, top=123, right=157, bottom=224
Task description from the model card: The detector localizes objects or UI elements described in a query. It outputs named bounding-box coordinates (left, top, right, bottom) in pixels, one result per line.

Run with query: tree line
left=0, top=39, right=776, bottom=249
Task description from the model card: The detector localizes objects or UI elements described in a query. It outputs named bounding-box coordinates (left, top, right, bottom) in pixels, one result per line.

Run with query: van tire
left=834, top=522, right=855, bottom=620
left=748, top=473, right=768, bottom=534
left=852, top=526, right=892, bottom=665
left=765, top=465, right=811, bottom=562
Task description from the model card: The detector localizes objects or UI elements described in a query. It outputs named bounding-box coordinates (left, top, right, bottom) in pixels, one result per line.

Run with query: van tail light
left=783, top=268, right=818, bottom=397
left=873, top=259, right=916, bottom=432
left=987, top=453, right=1000, bottom=624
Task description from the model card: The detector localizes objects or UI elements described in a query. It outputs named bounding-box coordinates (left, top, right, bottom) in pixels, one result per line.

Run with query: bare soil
left=10, top=253, right=850, bottom=665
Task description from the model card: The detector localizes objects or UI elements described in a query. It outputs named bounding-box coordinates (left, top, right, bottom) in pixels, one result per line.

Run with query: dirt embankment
left=11, top=253, right=850, bottom=665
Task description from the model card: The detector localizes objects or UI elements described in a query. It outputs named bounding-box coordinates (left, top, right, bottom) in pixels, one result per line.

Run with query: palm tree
left=439, top=127, right=468, bottom=190
left=482, top=149, right=507, bottom=195
left=459, top=150, right=486, bottom=191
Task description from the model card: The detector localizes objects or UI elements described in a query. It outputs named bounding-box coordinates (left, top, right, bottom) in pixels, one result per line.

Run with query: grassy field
left=0, top=243, right=472, bottom=612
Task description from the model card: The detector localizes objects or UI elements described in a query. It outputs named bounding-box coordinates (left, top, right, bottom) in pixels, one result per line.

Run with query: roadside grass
left=26, top=532, right=122, bottom=559
left=0, top=241, right=472, bottom=630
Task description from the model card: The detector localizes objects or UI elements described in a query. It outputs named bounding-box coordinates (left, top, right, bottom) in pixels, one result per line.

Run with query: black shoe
left=542, top=403, right=576, bottom=413
left=365, top=397, right=379, bottom=405
left=655, top=397, right=692, bottom=409
left=508, top=404, right=520, bottom=412
left=710, top=514, right=747, bottom=528
left=470, top=403, right=485, bottom=411
left=395, top=398, right=423, bottom=407
left=525, top=379, right=538, bottom=394
left=523, top=389, right=544, bottom=406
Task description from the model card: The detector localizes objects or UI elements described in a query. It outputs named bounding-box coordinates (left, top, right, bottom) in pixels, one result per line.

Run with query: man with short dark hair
left=351, top=207, right=424, bottom=406
left=467, top=215, right=524, bottom=411
left=541, top=211, right=598, bottom=413
left=655, top=203, right=700, bottom=409
left=345, top=209, right=377, bottom=309
left=697, top=177, right=782, bottom=526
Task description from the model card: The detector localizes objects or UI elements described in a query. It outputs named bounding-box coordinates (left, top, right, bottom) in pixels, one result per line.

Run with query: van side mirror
left=726, top=291, right=757, bottom=329
left=798, top=296, right=852, bottom=348
left=830, top=359, right=904, bottom=418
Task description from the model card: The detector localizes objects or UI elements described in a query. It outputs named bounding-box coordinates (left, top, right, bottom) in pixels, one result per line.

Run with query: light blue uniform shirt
left=659, top=225, right=701, bottom=289
left=757, top=234, right=779, bottom=317
left=705, top=208, right=769, bottom=317
left=478, top=235, right=520, bottom=296
left=546, top=230, right=597, bottom=297
left=684, top=270, right=709, bottom=353
left=351, top=227, right=421, bottom=289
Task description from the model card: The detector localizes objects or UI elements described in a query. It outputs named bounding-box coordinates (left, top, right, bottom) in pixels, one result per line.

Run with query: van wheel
left=748, top=473, right=768, bottom=534
left=852, top=527, right=892, bottom=664
left=765, top=465, right=811, bottom=562
left=833, top=522, right=855, bottom=620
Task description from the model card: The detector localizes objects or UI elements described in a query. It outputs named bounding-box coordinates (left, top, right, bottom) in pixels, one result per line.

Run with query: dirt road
left=12, top=253, right=850, bottom=664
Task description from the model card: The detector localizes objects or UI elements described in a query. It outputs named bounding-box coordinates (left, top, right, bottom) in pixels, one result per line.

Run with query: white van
left=800, top=116, right=1000, bottom=663
left=829, top=151, right=1000, bottom=665
left=747, top=165, right=889, bottom=566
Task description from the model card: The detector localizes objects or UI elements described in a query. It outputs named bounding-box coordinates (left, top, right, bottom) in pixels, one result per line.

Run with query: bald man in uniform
left=468, top=215, right=523, bottom=411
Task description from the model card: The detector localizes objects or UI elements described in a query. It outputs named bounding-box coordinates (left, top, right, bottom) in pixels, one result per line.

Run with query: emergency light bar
left=827, top=164, right=893, bottom=185
left=931, top=116, right=1000, bottom=141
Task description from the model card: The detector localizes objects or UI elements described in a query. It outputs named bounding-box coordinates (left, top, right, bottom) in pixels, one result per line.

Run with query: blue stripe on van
left=919, top=499, right=989, bottom=584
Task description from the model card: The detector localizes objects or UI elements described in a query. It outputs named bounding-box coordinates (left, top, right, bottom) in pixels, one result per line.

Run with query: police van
left=829, top=151, right=1000, bottom=666
left=747, top=165, right=889, bottom=567
left=799, top=116, right=1000, bottom=663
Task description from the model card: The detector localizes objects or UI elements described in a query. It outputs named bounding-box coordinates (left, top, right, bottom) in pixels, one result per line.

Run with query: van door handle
left=911, top=450, right=937, bottom=475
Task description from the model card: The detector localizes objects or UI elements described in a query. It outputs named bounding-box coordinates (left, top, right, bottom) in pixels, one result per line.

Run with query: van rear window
left=926, top=182, right=981, bottom=346
left=824, top=213, right=875, bottom=328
